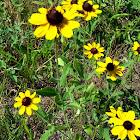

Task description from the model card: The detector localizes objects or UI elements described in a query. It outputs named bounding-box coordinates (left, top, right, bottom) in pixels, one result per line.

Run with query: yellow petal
left=88, top=1, right=93, bottom=5
left=34, top=24, right=49, bottom=38
left=125, top=111, right=135, bottom=122
left=128, top=131, right=137, bottom=140
left=38, top=8, right=47, bottom=15
left=134, top=51, right=138, bottom=55
left=97, top=62, right=107, bottom=67
left=134, top=41, right=139, bottom=47
left=98, top=53, right=104, bottom=57
left=84, top=45, right=91, bottom=50
left=132, top=46, right=137, bottom=51
left=84, top=51, right=91, bottom=55
left=19, top=105, right=25, bottom=115
left=117, top=66, right=125, bottom=71
left=26, top=106, right=32, bottom=116
left=19, top=92, right=25, bottom=98
left=85, top=14, right=92, bottom=21
left=88, top=53, right=93, bottom=59
left=32, top=98, right=41, bottom=104
left=67, top=20, right=80, bottom=29
left=96, top=68, right=106, bottom=73
left=98, top=47, right=104, bottom=52
left=14, top=102, right=22, bottom=108
left=96, top=43, right=100, bottom=49
left=106, top=57, right=112, bottom=63
left=106, top=112, right=116, bottom=117
left=94, top=54, right=98, bottom=60
left=117, top=111, right=126, bottom=121
left=109, top=117, right=123, bottom=126
left=56, top=6, right=64, bottom=14
left=133, top=128, right=140, bottom=136
left=113, top=60, right=119, bottom=66
left=95, top=10, right=102, bottom=14
left=118, top=128, right=127, bottom=140
left=109, top=72, right=116, bottom=81
left=93, top=5, right=99, bottom=9
left=116, top=70, right=123, bottom=76
left=45, top=25, right=57, bottom=40
left=15, top=97, right=22, bottom=102
left=30, top=92, right=36, bottom=99
left=133, top=120, right=140, bottom=128
left=91, top=12, right=98, bottom=17
left=87, top=43, right=93, bottom=49
left=25, top=90, right=30, bottom=97
left=111, top=126, right=124, bottom=136
left=64, top=9, right=78, bottom=20
left=30, top=104, right=38, bottom=111
left=28, top=13, right=47, bottom=25
left=110, top=106, right=116, bottom=114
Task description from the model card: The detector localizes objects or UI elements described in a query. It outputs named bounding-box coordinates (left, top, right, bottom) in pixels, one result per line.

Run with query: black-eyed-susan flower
left=61, top=0, right=79, bottom=10
left=77, top=0, right=102, bottom=21
left=132, top=41, right=140, bottom=55
left=96, top=57, right=125, bottom=81
left=84, top=42, right=104, bottom=60
left=14, top=90, right=40, bottom=116
left=28, top=6, right=80, bottom=40
left=106, top=107, right=140, bottom=140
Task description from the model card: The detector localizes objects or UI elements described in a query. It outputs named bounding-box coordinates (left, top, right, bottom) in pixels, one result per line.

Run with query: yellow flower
left=77, top=0, right=102, bottom=21
left=132, top=41, right=140, bottom=55
left=84, top=42, right=104, bottom=60
left=28, top=6, right=80, bottom=40
left=108, top=109, right=140, bottom=140
left=96, top=57, right=125, bottom=81
left=61, top=0, right=79, bottom=10
left=14, top=90, right=40, bottom=116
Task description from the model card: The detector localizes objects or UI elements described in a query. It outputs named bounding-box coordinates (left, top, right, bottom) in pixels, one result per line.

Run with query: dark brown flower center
left=83, top=2, right=92, bottom=11
left=107, top=63, right=114, bottom=71
left=71, top=0, right=77, bottom=4
left=123, top=121, right=133, bottom=130
left=22, top=97, right=31, bottom=106
left=137, top=47, right=140, bottom=54
left=91, top=48, right=98, bottom=54
left=47, top=9, right=63, bottom=25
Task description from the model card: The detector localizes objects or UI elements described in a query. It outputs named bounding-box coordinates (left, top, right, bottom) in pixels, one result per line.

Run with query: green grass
left=0, top=0, right=140, bottom=140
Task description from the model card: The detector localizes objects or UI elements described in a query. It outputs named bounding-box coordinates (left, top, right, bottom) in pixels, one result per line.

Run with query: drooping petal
left=19, top=92, right=25, bottom=99
left=14, top=102, right=22, bottom=108
left=116, top=70, right=123, bottom=76
left=34, top=24, right=49, bottom=38
left=88, top=53, right=93, bottom=59
left=109, top=72, right=116, bottom=81
left=30, top=92, right=36, bottom=99
left=117, top=66, right=125, bottom=71
left=30, top=104, right=38, bottom=111
left=106, top=57, right=112, bottom=63
left=97, top=62, right=106, bottom=67
left=110, top=106, right=116, bottom=114
left=25, top=90, right=30, bottom=97
left=38, top=8, right=47, bottom=15
left=84, top=51, right=91, bottom=55
left=96, top=68, right=106, bottom=73
left=19, top=105, right=25, bottom=115
left=111, top=126, right=124, bottom=136
left=125, top=111, right=135, bottom=122
left=84, top=45, right=91, bottom=50
left=128, top=131, right=137, bottom=140
left=28, top=13, right=47, bottom=25
left=32, top=98, right=41, bottom=104
left=45, top=25, right=57, bottom=40
left=15, top=97, right=22, bottom=102
left=26, top=106, right=32, bottom=116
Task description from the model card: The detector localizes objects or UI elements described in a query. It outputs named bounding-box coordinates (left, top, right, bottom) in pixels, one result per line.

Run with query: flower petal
left=94, top=54, right=98, bottom=60
left=45, top=25, right=57, bottom=40
left=134, top=51, right=138, bottom=55
left=25, top=90, right=30, bottom=97
left=26, top=106, right=32, bottom=116
left=19, top=92, right=25, bottom=99
left=128, top=131, right=137, bottom=140
left=93, top=5, right=99, bottom=9
left=96, top=68, right=106, bottom=73
left=125, top=111, right=135, bottom=122
left=15, top=97, right=22, bottom=102
left=38, top=8, right=47, bottom=15
left=106, top=112, right=116, bottom=117
left=84, top=51, right=91, bottom=55
left=97, top=62, right=106, bottom=67
left=34, top=24, right=49, bottom=38
left=96, top=10, right=102, bottom=14
left=113, top=60, right=119, bottom=66
left=30, top=104, right=38, bottom=111
left=109, top=117, right=123, bottom=126
left=133, top=128, right=140, bottom=136
left=109, top=72, right=116, bottom=81
left=88, top=1, right=93, bottom=5
left=88, top=53, right=93, bottom=59
left=19, top=105, right=25, bottom=115
left=110, top=106, right=116, bottom=114
left=84, top=45, right=91, bottom=50
left=133, top=120, right=140, bottom=128
left=14, top=102, right=22, bottom=108
left=111, top=126, right=124, bottom=136
left=118, top=128, right=127, bottom=140
left=88, top=43, right=93, bottom=49
left=32, top=98, right=41, bottom=104
left=30, top=92, right=36, bottom=99
left=85, top=13, right=92, bottom=21
left=106, top=57, right=112, bottom=63
left=67, top=20, right=80, bottom=29
left=116, top=70, right=123, bottom=76
left=28, top=13, right=47, bottom=25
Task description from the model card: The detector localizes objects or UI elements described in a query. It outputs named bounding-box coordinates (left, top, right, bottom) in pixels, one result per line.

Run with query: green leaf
left=110, top=13, right=130, bottom=20
left=36, top=87, right=58, bottom=97
left=40, top=125, right=55, bottom=140
left=86, top=83, right=94, bottom=93
left=58, top=58, right=64, bottom=66
left=120, top=61, right=133, bottom=67
left=83, top=126, right=93, bottom=137
left=73, top=60, right=84, bottom=79
left=103, top=128, right=111, bottom=140
left=67, top=102, right=81, bottom=109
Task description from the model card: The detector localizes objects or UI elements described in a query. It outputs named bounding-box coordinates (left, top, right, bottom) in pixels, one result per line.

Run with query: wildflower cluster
left=106, top=106, right=140, bottom=140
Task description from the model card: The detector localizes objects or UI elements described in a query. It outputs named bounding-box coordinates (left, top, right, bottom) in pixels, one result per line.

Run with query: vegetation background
left=0, top=0, right=140, bottom=140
